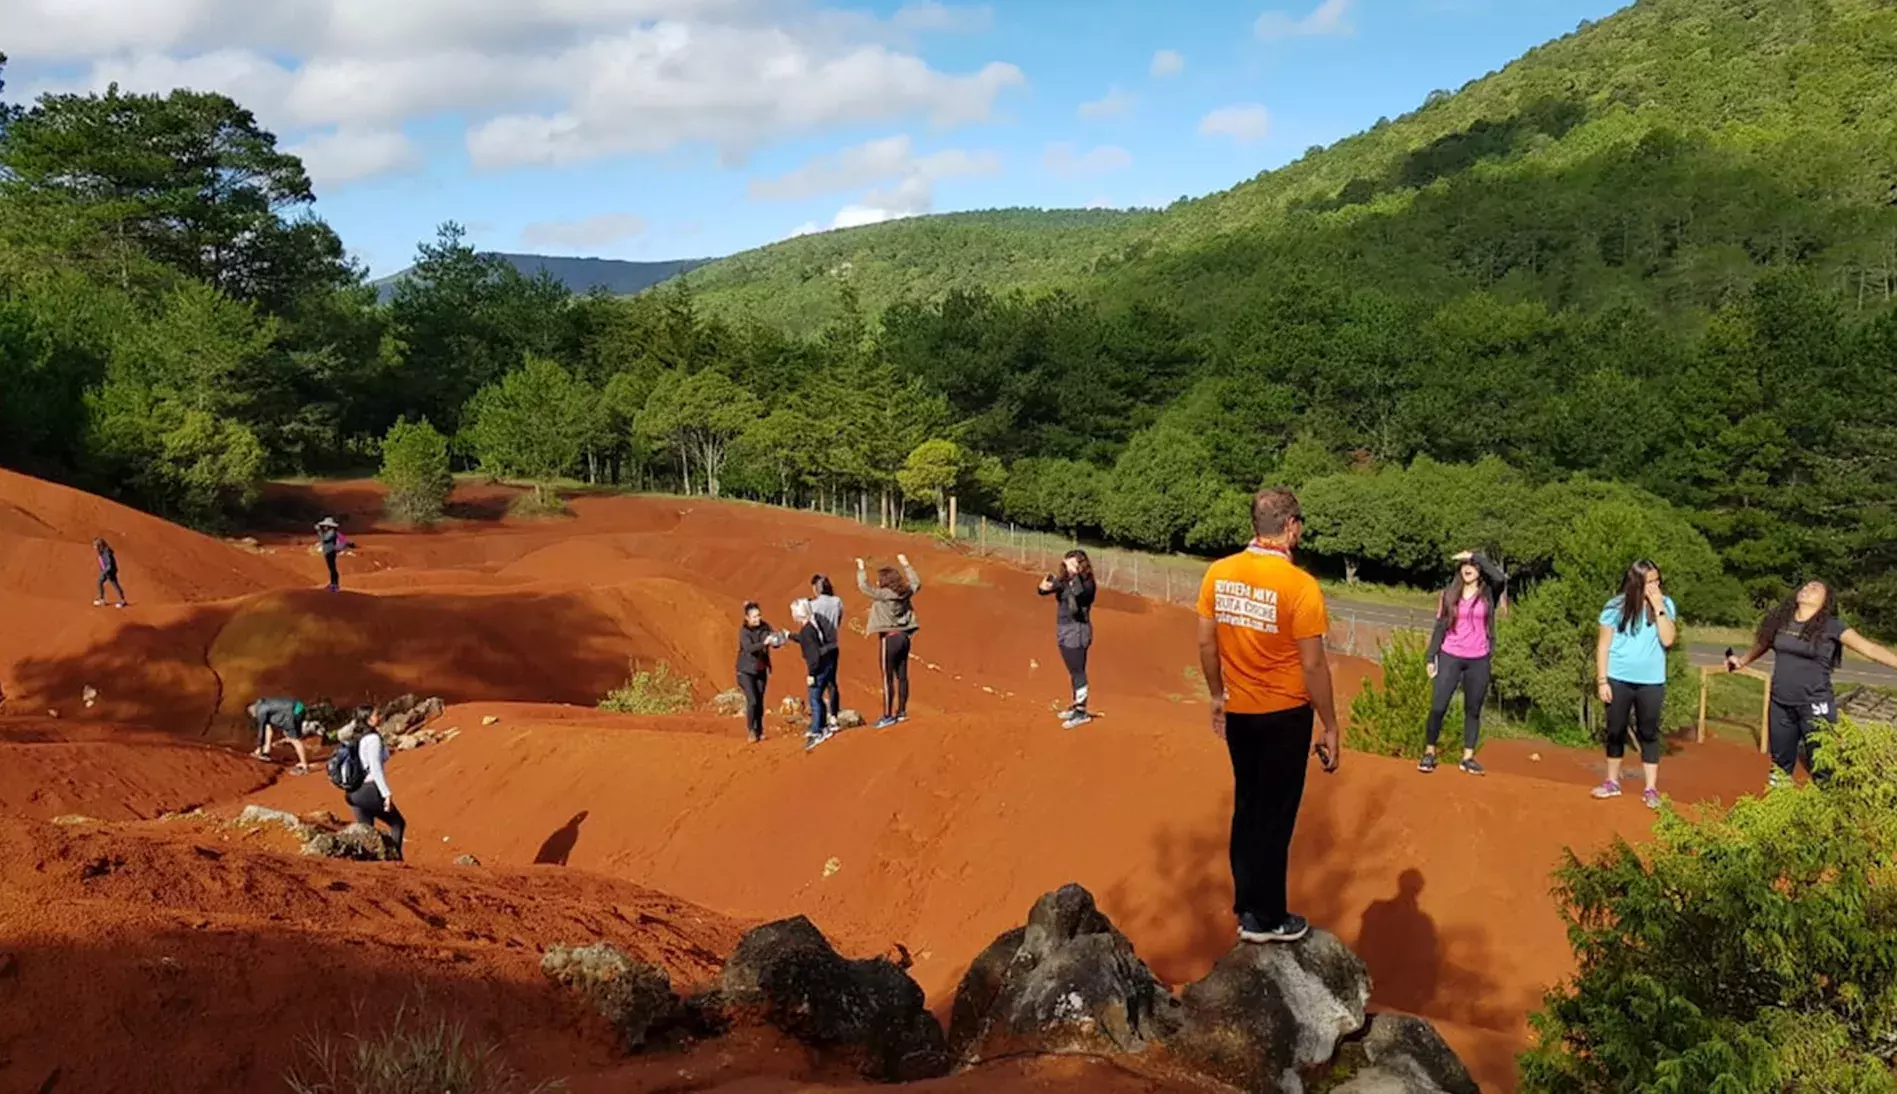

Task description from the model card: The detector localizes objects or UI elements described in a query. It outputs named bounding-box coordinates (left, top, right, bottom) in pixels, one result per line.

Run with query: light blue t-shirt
left=1600, top=594, right=1677, bottom=685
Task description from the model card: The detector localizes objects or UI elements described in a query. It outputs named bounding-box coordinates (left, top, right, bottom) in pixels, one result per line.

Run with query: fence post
left=1133, top=556, right=1141, bottom=597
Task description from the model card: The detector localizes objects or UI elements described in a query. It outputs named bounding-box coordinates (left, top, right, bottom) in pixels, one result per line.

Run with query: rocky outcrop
left=711, top=689, right=747, bottom=717
left=1331, top=1014, right=1479, bottom=1094
left=302, top=824, right=400, bottom=861
left=543, top=942, right=690, bottom=1052
left=717, top=916, right=950, bottom=1082
left=948, top=884, right=1181, bottom=1064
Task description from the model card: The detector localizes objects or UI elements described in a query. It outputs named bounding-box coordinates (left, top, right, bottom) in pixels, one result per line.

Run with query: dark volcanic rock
left=1169, top=930, right=1371, bottom=1094
left=717, top=916, right=948, bottom=1082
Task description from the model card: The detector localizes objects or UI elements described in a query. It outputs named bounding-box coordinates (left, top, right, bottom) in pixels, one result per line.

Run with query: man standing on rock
left=1196, top=487, right=1341, bottom=944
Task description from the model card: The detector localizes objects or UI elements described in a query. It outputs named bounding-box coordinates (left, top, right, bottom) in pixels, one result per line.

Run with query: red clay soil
left=0, top=716, right=272, bottom=820
left=0, top=473, right=1780, bottom=1093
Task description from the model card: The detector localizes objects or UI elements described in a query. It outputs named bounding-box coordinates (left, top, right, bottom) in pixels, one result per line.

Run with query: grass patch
left=599, top=661, right=695, bottom=715
left=505, top=489, right=571, bottom=518
left=285, top=999, right=561, bottom=1094
left=1317, top=579, right=1438, bottom=610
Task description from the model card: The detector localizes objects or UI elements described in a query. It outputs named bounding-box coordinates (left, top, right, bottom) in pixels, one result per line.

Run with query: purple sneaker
left=1590, top=780, right=1622, bottom=799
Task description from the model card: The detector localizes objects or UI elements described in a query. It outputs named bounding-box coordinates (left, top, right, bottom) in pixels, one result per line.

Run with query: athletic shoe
left=1591, top=780, right=1622, bottom=799
left=1767, top=769, right=1793, bottom=792
left=1418, top=752, right=1438, bottom=774
left=92, top=599, right=106, bottom=606
left=803, top=729, right=833, bottom=752
left=1237, top=912, right=1310, bottom=944
left=326, top=584, right=339, bottom=592
left=1055, top=704, right=1078, bottom=721
left=115, top=601, right=127, bottom=608
left=895, top=713, right=909, bottom=724
left=747, top=730, right=763, bottom=744
left=1642, top=788, right=1662, bottom=810
left=1459, top=757, right=1486, bottom=776
left=1061, top=712, right=1092, bottom=730
left=873, top=716, right=899, bottom=729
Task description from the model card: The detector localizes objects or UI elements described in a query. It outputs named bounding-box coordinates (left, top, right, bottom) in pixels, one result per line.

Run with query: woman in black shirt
left=735, top=601, right=784, bottom=744
left=1728, top=580, right=1897, bottom=780
left=1037, top=550, right=1097, bottom=729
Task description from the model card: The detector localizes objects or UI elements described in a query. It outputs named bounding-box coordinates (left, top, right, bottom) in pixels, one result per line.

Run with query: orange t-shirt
left=1196, top=546, right=1330, bottom=714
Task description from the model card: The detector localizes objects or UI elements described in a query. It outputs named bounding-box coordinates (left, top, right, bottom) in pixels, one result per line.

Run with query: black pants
left=1605, top=679, right=1666, bottom=764
left=822, top=652, right=841, bottom=722
left=1425, top=654, right=1489, bottom=751
left=1769, top=699, right=1836, bottom=777
left=1059, top=643, right=1090, bottom=710
left=346, top=783, right=406, bottom=860
left=96, top=568, right=126, bottom=603
left=879, top=631, right=912, bottom=719
left=257, top=716, right=300, bottom=753
left=1225, top=706, right=1314, bottom=926
left=324, top=550, right=340, bottom=588
left=738, top=671, right=767, bottom=740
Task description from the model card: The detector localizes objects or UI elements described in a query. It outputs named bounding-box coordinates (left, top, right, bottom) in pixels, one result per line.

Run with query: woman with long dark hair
left=857, top=553, right=921, bottom=729
left=1420, top=550, right=1506, bottom=775
left=1038, top=549, right=1097, bottom=729
left=809, top=574, right=844, bottom=730
left=1728, top=580, right=1897, bottom=782
left=1591, top=560, right=1677, bottom=808
left=92, top=538, right=128, bottom=607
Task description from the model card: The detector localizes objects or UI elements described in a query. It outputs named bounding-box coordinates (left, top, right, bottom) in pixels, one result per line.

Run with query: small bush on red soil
left=285, top=999, right=562, bottom=1094
left=599, top=661, right=695, bottom=715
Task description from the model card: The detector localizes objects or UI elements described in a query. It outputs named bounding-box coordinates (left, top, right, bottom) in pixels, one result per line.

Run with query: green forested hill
left=687, top=0, right=1897, bottom=334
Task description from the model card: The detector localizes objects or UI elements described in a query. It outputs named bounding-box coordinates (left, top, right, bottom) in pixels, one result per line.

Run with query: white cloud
left=7, top=0, right=1022, bottom=188
left=284, top=127, right=423, bottom=188
left=1085, top=195, right=1114, bottom=209
left=1149, top=49, right=1184, bottom=77
left=1198, top=103, right=1270, bottom=144
left=519, top=212, right=648, bottom=250
left=1254, top=0, right=1354, bottom=40
left=1077, top=87, right=1135, bottom=120
left=747, top=134, right=996, bottom=201
left=1042, top=142, right=1132, bottom=177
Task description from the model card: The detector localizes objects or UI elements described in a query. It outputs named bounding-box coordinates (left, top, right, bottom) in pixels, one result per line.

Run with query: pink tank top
left=1440, top=594, right=1491, bottom=659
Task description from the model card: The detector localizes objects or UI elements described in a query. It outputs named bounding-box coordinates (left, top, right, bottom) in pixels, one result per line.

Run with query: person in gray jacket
left=809, top=574, right=845, bottom=729
left=1037, top=550, right=1097, bottom=729
left=857, top=554, right=921, bottom=729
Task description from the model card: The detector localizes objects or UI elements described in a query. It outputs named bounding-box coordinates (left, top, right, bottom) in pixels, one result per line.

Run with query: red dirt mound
left=0, top=717, right=271, bottom=820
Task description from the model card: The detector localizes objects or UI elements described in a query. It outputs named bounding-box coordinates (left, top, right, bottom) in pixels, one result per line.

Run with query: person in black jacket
left=787, top=598, right=840, bottom=751
left=736, top=601, right=783, bottom=743
left=1421, top=550, right=1507, bottom=775
left=316, top=516, right=356, bottom=591
left=1038, top=550, right=1098, bottom=729
left=92, top=538, right=128, bottom=607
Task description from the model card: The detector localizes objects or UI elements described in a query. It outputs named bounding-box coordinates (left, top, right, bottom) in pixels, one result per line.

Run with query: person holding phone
left=1728, top=579, right=1897, bottom=783
left=735, top=601, right=785, bottom=743
left=857, top=554, right=921, bottom=729
left=1591, top=560, right=1676, bottom=809
left=1195, top=487, right=1340, bottom=946
left=1038, top=550, right=1097, bottom=729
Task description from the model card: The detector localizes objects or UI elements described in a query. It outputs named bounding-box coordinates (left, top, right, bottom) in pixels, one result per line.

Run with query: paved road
left=1328, top=596, right=1897, bottom=688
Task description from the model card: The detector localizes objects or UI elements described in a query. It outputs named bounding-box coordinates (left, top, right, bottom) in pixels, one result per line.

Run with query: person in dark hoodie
left=1420, top=550, right=1507, bottom=776
left=315, top=516, right=356, bottom=591
left=92, top=538, right=128, bottom=608
left=857, top=554, right=921, bottom=729
left=736, top=601, right=785, bottom=743
left=1037, top=550, right=1098, bottom=728
left=787, top=598, right=840, bottom=751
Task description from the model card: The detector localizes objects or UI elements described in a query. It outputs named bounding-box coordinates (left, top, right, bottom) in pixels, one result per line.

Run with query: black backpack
left=327, top=739, right=366, bottom=792
left=814, top=614, right=839, bottom=657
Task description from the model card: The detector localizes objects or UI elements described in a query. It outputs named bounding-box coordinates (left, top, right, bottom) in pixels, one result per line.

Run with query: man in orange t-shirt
left=1196, top=487, right=1340, bottom=944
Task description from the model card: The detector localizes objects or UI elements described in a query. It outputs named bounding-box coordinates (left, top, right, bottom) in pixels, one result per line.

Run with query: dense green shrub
left=1520, top=717, right=1897, bottom=1093
left=598, top=662, right=695, bottom=715
left=1347, top=631, right=1458, bottom=760
left=378, top=418, right=452, bottom=525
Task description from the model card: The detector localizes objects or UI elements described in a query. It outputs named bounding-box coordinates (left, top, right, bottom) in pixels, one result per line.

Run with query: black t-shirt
left=1769, top=616, right=1847, bottom=709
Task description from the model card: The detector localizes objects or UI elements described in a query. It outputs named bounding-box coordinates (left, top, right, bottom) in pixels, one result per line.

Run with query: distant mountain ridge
left=372, top=253, right=712, bottom=301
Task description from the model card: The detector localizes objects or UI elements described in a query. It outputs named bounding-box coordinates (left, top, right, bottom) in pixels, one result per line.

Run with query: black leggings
left=324, top=551, right=340, bottom=587
left=1768, top=699, right=1836, bottom=777
left=345, top=783, right=406, bottom=860
left=1605, top=679, right=1666, bottom=765
left=96, top=568, right=126, bottom=603
left=738, top=671, right=767, bottom=739
left=1425, top=654, right=1489, bottom=751
left=1060, top=643, right=1090, bottom=709
left=879, top=631, right=912, bottom=719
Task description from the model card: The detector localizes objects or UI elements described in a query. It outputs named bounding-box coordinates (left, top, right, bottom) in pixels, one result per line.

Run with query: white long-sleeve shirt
left=357, top=732, right=392, bottom=798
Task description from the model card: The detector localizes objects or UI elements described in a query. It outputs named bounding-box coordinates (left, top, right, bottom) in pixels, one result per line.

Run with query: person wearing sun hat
left=315, top=516, right=356, bottom=591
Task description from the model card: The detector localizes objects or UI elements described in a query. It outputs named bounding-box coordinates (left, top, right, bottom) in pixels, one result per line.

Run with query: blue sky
left=6, top=0, right=1631, bottom=276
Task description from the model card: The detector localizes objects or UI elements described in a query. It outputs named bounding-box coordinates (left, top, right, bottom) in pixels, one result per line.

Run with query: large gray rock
left=1169, top=930, right=1371, bottom=1094
left=718, top=916, right=948, bottom=1082
left=1355, top=1014, right=1478, bottom=1094
left=301, top=824, right=400, bottom=861
left=543, top=942, right=681, bottom=1052
left=1333, top=1066, right=1445, bottom=1094
left=948, top=884, right=1181, bottom=1065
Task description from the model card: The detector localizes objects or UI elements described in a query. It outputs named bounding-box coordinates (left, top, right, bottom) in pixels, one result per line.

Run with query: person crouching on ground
left=248, top=696, right=313, bottom=775
left=788, top=597, right=840, bottom=751
left=857, top=554, right=922, bottom=728
left=1196, top=487, right=1341, bottom=945
left=335, top=706, right=405, bottom=860
left=736, top=601, right=784, bottom=743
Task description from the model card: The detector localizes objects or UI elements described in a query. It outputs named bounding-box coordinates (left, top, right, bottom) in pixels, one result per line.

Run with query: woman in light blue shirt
left=1591, top=559, right=1677, bottom=808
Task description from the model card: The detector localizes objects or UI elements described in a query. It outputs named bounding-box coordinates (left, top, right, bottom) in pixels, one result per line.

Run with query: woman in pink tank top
left=1421, top=550, right=1507, bottom=776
